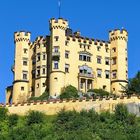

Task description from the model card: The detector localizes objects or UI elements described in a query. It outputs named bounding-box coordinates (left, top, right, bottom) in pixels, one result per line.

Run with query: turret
left=13, top=31, right=31, bottom=103
left=109, top=29, right=128, bottom=95
left=49, top=18, right=69, bottom=96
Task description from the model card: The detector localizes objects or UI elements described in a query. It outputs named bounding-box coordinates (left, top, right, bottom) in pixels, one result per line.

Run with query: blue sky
left=0, top=0, right=140, bottom=103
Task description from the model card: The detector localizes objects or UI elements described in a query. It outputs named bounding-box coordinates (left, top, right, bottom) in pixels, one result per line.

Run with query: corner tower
left=49, top=18, right=69, bottom=96
left=13, top=31, right=31, bottom=103
left=109, top=29, right=128, bottom=95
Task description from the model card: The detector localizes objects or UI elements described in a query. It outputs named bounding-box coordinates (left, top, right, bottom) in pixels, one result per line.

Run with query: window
left=42, top=68, right=46, bottom=74
left=97, top=69, right=102, bottom=77
left=97, top=46, right=101, bottom=51
left=42, top=83, right=46, bottom=87
left=112, top=48, right=116, bottom=52
left=105, top=57, right=110, bottom=65
left=23, top=71, right=28, bottom=80
left=23, top=48, right=27, bottom=54
left=84, top=45, right=86, bottom=49
left=33, top=47, right=36, bottom=53
left=112, top=57, right=117, bottom=65
left=87, top=56, right=91, bottom=62
left=37, top=53, right=40, bottom=61
left=37, top=69, right=40, bottom=76
left=65, top=41, right=69, bottom=46
left=65, top=64, right=69, bottom=73
left=54, top=47, right=59, bottom=52
left=103, top=85, right=106, bottom=90
left=32, top=70, right=35, bottom=78
left=106, top=48, right=109, bottom=53
left=79, top=55, right=82, bottom=60
left=54, top=61, right=59, bottom=69
left=65, top=51, right=69, bottom=58
left=54, top=36, right=59, bottom=41
left=32, top=58, right=36, bottom=65
left=21, top=87, right=24, bottom=91
left=23, top=60, right=27, bottom=66
left=83, top=55, right=86, bottom=61
left=43, top=53, right=46, bottom=60
left=112, top=70, right=117, bottom=79
left=79, top=54, right=91, bottom=62
left=105, top=70, right=110, bottom=79
left=97, top=56, right=101, bottom=64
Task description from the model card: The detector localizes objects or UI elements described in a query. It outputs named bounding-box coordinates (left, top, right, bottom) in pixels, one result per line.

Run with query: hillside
left=0, top=104, right=140, bottom=140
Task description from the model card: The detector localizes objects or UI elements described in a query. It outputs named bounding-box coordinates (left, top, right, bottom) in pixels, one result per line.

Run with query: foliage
left=8, top=114, right=19, bottom=127
left=0, top=104, right=140, bottom=139
left=60, top=85, right=79, bottom=99
left=124, top=71, right=140, bottom=95
left=26, top=111, right=45, bottom=125
left=114, top=103, right=129, bottom=122
left=29, top=91, right=49, bottom=101
left=87, top=88, right=110, bottom=97
left=0, top=107, right=8, bottom=121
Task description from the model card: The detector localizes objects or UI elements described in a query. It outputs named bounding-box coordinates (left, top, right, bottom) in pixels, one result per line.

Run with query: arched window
left=79, top=65, right=92, bottom=74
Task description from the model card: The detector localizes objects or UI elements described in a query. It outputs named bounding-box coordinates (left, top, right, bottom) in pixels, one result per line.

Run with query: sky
left=0, top=0, right=140, bottom=103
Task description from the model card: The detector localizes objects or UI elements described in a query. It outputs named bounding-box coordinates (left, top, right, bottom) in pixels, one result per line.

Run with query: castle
left=6, top=18, right=128, bottom=104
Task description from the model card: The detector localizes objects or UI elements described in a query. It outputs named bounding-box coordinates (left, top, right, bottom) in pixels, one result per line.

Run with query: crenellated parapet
left=66, top=35, right=110, bottom=47
left=14, top=31, right=31, bottom=43
left=49, top=18, right=69, bottom=30
left=109, top=29, right=128, bottom=42
left=1, top=95, right=140, bottom=116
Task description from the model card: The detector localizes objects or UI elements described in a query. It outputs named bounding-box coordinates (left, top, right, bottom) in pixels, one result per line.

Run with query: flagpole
left=58, top=0, right=61, bottom=18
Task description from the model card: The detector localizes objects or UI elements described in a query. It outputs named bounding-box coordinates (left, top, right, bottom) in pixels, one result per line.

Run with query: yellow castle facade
left=6, top=18, right=128, bottom=103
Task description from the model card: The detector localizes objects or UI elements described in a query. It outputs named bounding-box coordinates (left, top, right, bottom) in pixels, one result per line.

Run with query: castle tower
left=12, top=31, right=31, bottom=103
left=49, top=18, right=69, bottom=96
left=109, top=29, right=128, bottom=95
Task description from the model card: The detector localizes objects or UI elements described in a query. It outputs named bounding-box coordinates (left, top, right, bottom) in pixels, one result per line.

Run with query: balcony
left=78, top=73, right=94, bottom=79
left=52, top=52, right=60, bottom=60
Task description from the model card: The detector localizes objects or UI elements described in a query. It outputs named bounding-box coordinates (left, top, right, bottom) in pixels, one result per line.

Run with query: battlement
left=66, top=35, right=110, bottom=47
left=35, top=36, right=46, bottom=43
left=49, top=18, right=69, bottom=30
left=14, top=31, right=31, bottom=43
left=1, top=95, right=140, bottom=115
left=109, top=29, right=128, bottom=42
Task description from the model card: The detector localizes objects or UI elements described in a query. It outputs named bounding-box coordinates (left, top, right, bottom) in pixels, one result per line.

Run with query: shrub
left=87, top=89, right=110, bottom=97
left=8, top=114, right=19, bottom=127
left=29, top=91, right=49, bottom=101
left=26, top=111, right=45, bottom=125
left=60, top=85, right=79, bottom=99
left=0, top=107, right=8, bottom=121
left=114, top=104, right=129, bottom=122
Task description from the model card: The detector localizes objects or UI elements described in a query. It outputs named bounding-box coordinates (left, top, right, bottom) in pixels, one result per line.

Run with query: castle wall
left=2, top=95, right=140, bottom=116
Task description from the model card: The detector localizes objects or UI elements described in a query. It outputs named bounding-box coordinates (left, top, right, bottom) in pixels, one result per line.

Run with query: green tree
left=114, top=104, right=129, bottom=122
left=0, top=107, right=8, bottom=121
left=60, top=85, right=78, bottom=99
left=26, top=111, right=45, bottom=126
left=88, top=88, right=110, bottom=97
left=8, top=114, right=19, bottom=127
left=125, top=71, right=140, bottom=95
left=29, top=91, right=49, bottom=101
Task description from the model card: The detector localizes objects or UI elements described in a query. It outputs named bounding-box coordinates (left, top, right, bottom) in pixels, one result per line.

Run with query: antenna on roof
left=58, top=0, right=61, bottom=18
